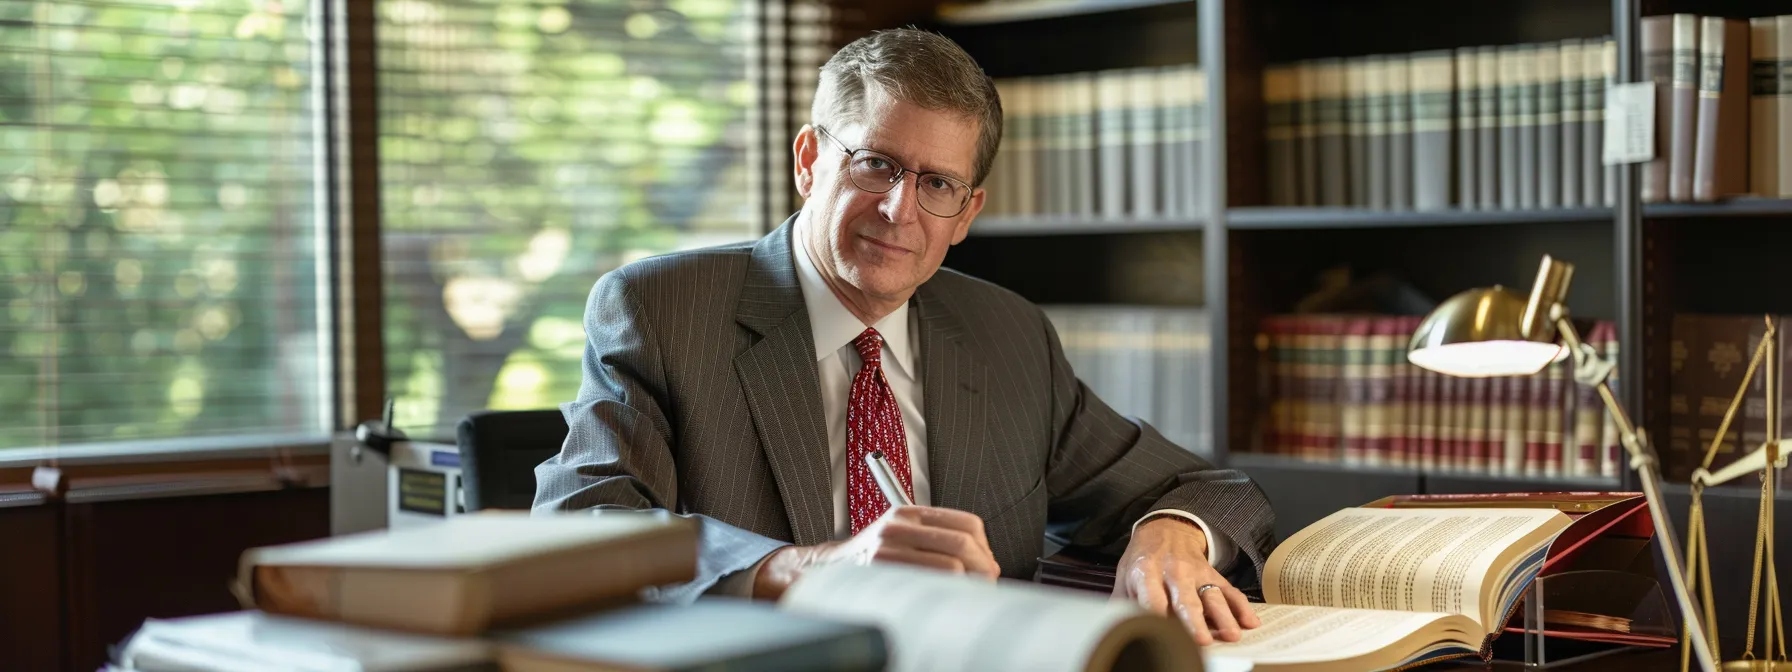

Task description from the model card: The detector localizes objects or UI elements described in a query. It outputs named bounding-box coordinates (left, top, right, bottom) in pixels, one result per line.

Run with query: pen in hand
left=866, top=450, right=914, bottom=507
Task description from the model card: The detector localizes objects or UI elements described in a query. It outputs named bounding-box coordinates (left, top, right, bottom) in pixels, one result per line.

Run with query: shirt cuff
left=1134, top=509, right=1237, bottom=573
left=707, top=555, right=773, bottom=598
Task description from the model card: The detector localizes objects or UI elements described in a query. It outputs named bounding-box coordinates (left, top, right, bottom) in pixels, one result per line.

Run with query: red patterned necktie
left=847, top=327, right=914, bottom=535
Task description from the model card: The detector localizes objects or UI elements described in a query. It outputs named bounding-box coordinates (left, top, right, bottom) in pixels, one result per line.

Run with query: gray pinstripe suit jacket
left=532, top=217, right=1275, bottom=602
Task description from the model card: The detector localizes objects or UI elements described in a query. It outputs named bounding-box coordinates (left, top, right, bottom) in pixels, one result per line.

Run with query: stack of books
left=1641, top=14, right=1792, bottom=203
left=983, top=64, right=1208, bottom=220
left=1254, top=314, right=1623, bottom=479
left=1045, top=306, right=1210, bottom=455
left=1263, top=39, right=1618, bottom=211
left=107, top=511, right=888, bottom=672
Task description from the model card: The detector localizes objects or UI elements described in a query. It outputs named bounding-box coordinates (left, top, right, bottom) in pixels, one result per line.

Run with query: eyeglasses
left=815, top=125, right=975, bottom=218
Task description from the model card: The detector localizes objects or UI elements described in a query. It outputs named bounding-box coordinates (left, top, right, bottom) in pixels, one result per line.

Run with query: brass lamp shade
left=1406, top=285, right=1565, bottom=378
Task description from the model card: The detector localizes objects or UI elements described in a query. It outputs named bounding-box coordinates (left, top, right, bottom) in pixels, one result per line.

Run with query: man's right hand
left=752, top=505, right=1000, bottom=600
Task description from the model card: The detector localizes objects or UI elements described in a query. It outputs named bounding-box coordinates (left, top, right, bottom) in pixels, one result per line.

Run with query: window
left=376, top=0, right=767, bottom=437
left=0, top=1, right=331, bottom=452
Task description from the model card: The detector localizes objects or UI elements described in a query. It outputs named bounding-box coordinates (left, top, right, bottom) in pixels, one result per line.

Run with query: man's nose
left=877, top=172, right=921, bottom=224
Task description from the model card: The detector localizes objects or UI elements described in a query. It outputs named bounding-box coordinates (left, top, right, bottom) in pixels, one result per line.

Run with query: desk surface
left=1447, top=646, right=1679, bottom=670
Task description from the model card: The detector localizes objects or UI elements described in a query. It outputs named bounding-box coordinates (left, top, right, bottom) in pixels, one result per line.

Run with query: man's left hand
left=1112, top=517, right=1260, bottom=645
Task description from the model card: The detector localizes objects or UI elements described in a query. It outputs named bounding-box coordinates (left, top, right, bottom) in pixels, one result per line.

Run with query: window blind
left=377, top=0, right=785, bottom=438
left=0, top=1, right=331, bottom=451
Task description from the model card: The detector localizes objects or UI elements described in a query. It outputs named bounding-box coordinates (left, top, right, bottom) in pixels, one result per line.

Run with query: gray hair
left=811, top=28, right=1003, bottom=187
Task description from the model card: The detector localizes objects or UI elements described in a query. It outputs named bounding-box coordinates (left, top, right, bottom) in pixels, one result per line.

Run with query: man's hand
left=752, top=505, right=999, bottom=600
left=1113, top=517, right=1260, bottom=645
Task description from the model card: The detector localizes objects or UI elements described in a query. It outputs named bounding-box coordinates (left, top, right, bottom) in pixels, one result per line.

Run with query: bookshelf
left=837, top=0, right=1792, bottom=647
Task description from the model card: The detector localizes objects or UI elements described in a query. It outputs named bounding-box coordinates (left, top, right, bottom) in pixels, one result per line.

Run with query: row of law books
left=1668, top=314, right=1792, bottom=486
left=983, top=64, right=1208, bottom=220
left=108, top=512, right=1211, bottom=672
left=1641, top=14, right=1792, bottom=203
left=1045, top=305, right=1210, bottom=455
left=1254, top=314, right=1624, bottom=479
left=1264, top=38, right=1619, bottom=211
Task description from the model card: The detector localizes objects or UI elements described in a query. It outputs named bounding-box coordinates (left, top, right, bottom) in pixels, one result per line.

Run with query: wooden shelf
left=935, top=0, right=1190, bottom=25
left=1643, top=198, right=1792, bottom=219
left=1225, top=207, right=1614, bottom=230
left=969, top=215, right=1204, bottom=236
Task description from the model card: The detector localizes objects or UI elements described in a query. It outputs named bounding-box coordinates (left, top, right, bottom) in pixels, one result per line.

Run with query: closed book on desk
left=495, top=599, right=886, bottom=672
left=1201, top=506, right=1571, bottom=670
left=116, top=610, right=495, bottom=672
left=236, top=510, right=698, bottom=636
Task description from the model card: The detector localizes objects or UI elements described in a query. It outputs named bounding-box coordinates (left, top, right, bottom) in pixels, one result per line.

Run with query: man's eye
left=924, top=177, right=952, bottom=191
left=864, top=157, right=891, bottom=171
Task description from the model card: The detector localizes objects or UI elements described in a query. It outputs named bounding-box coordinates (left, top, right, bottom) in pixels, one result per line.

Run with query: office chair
left=455, top=409, right=568, bottom=511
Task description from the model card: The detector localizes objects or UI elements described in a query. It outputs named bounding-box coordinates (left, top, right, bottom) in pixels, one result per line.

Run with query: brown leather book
left=1641, top=16, right=1674, bottom=203
left=1750, top=18, right=1780, bottom=197
left=1670, top=14, right=1701, bottom=203
left=1694, top=17, right=1751, bottom=202
left=236, top=511, right=699, bottom=636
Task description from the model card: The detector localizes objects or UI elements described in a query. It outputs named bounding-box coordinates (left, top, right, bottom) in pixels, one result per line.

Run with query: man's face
left=794, top=86, right=985, bottom=304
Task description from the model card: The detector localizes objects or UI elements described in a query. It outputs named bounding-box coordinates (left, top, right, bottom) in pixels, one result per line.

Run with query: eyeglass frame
left=813, top=125, right=977, bottom=218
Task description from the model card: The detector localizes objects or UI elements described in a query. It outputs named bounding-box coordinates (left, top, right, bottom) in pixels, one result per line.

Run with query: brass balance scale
left=1682, top=316, right=1792, bottom=672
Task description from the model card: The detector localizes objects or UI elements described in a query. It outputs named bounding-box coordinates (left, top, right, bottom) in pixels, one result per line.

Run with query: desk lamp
left=1405, top=255, right=1717, bottom=672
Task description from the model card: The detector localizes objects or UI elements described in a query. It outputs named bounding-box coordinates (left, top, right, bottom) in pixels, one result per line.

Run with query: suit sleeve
left=1037, top=308, right=1276, bottom=591
left=532, top=271, right=789, bottom=603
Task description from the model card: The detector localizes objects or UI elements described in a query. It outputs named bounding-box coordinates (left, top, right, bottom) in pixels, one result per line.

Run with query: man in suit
left=534, top=28, right=1274, bottom=644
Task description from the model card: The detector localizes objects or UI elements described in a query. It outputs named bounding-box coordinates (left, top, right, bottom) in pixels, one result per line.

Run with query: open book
left=1204, top=507, right=1571, bottom=671
left=780, top=563, right=1204, bottom=672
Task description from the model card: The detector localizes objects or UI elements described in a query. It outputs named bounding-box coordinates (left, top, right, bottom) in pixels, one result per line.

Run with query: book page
left=1263, top=507, right=1567, bottom=628
left=1203, top=604, right=1478, bottom=670
left=780, top=563, right=1197, bottom=672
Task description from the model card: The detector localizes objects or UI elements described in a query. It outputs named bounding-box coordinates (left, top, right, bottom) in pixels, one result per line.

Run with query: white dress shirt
left=708, top=233, right=1234, bottom=595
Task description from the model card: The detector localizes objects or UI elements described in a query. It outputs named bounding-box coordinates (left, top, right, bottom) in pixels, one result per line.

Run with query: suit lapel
left=734, top=219, right=834, bottom=545
left=914, top=283, right=991, bottom=514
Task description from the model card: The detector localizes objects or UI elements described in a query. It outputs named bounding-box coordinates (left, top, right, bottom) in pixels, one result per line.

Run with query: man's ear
left=793, top=124, right=819, bottom=198
left=950, top=187, right=986, bottom=245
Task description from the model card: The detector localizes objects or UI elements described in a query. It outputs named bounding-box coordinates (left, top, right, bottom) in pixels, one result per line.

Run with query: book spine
left=1560, top=39, right=1586, bottom=208
left=1668, top=315, right=1698, bottom=479
left=1506, top=372, right=1528, bottom=476
left=1073, top=73, right=1098, bottom=218
left=1498, top=45, right=1524, bottom=210
left=1367, top=56, right=1393, bottom=210
left=1517, top=44, right=1540, bottom=210
left=1487, top=375, right=1509, bottom=474
left=1317, top=59, right=1350, bottom=206
left=1455, top=48, right=1479, bottom=209
left=1096, top=71, right=1129, bottom=219
left=1155, top=67, right=1188, bottom=219
left=1544, top=354, right=1567, bottom=477
left=1600, top=322, right=1622, bottom=478
left=1698, top=19, right=1751, bottom=201
left=1477, top=48, right=1502, bottom=209
left=1698, top=317, right=1749, bottom=476
left=1751, top=18, right=1780, bottom=197
left=1573, top=329, right=1602, bottom=476
left=1598, top=38, right=1618, bottom=206
left=1188, top=67, right=1208, bottom=216
left=1349, top=58, right=1373, bottom=207
left=1642, top=16, right=1675, bottom=203
left=1127, top=69, right=1160, bottom=218
left=1297, top=62, right=1322, bottom=206
left=1264, top=66, right=1300, bottom=206
left=1535, top=41, right=1562, bottom=209
left=1388, top=317, right=1413, bottom=467
left=1419, top=355, right=1440, bottom=471
left=1780, top=17, right=1792, bottom=197
left=1468, top=375, right=1491, bottom=473
left=1342, top=318, right=1371, bottom=464
left=1318, top=317, right=1344, bottom=461
left=1387, top=54, right=1414, bottom=210
left=1012, top=80, right=1039, bottom=215
left=1441, top=370, right=1463, bottom=470
left=1367, top=317, right=1399, bottom=466
left=1670, top=14, right=1701, bottom=203
left=1744, top=319, right=1770, bottom=471
left=1411, top=50, right=1454, bottom=211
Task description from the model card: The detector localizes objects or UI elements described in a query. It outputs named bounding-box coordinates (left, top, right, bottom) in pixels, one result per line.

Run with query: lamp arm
left=1553, top=312, right=1718, bottom=672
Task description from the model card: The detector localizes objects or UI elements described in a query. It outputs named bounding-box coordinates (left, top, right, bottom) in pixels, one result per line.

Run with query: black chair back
left=455, top=409, right=568, bottom=511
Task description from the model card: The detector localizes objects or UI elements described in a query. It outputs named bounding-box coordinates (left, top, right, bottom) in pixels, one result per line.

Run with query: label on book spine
left=1603, top=81, right=1655, bottom=164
